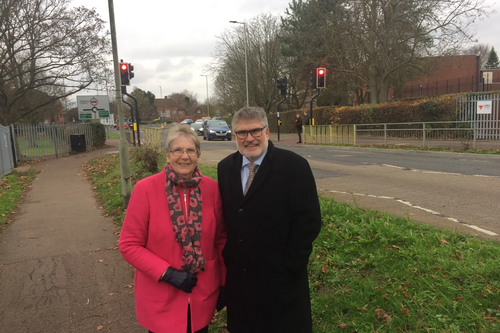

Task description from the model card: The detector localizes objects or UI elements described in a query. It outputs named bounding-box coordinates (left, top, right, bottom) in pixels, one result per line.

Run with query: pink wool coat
left=119, top=170, right=226, bottom=333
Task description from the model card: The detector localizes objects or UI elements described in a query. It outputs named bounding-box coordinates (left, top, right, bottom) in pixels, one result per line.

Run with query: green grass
left=107, top=132, right=120, bottom=139
left=84, top=153, right=500, bottom=333
left=0, top=169, right=37, bottom=226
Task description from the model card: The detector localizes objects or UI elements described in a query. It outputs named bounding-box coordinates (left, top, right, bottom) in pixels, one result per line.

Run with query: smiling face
left=166, top=136, right=200, bottom=179
left=234, top=119, right=270, bottom=162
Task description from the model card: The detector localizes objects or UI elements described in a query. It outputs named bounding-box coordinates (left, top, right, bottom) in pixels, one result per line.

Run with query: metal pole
left=201, top=75, right=210, bottom=117
left=309, top=88, right=320, bottom=125
left=108, top=0, right=132, bottom=208
left=243, top=23, right=249, bottom=107
left=230, top=21, right=249, bottom=107
left=122, top=90, right=135, bottom=146
left=159, top=86, right=163, bottom=118
left=124, top=91, right=141, bottom=146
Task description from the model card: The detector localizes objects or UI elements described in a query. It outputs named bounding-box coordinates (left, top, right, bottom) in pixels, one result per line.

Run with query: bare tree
left=0, top=0, right=111, bottom=125
left=463, top=43, right=491, bottom=67
left=211, top=13, right=284, bottom=113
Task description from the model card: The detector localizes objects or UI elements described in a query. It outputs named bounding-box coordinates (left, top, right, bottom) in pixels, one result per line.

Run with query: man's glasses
left=170, top=148, right=197, bottom=156
left=234, top=127, right=267, bottom=140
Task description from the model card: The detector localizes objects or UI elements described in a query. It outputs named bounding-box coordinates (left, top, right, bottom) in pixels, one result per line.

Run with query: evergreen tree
left=485, top=47, right=499, bottom=69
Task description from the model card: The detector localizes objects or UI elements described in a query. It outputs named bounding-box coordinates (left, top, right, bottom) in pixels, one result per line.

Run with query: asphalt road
left=196, top=136, right=500, bottom=241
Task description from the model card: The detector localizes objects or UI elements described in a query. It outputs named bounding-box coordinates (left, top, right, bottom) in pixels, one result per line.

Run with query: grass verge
left=84, top=152, right=500, bottom=332
left=0, top=169, right=38, bottom=227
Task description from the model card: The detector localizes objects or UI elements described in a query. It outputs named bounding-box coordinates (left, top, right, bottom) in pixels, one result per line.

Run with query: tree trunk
left=369, top=65, right=378, bottom=104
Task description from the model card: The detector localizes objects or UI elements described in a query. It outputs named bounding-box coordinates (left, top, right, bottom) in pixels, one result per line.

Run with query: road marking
left=381, top=164, right=500, bottom=178
left=325, top=189, right=498, bottom=236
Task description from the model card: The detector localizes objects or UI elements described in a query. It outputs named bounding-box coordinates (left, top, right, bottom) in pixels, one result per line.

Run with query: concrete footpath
left=0, top=139, right=143, bottom=333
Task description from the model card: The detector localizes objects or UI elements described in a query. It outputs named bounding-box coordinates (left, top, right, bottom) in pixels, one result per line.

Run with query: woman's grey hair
left=166, top=123, right=201, bottom=156
left=232, top=107, right=269, bottom=129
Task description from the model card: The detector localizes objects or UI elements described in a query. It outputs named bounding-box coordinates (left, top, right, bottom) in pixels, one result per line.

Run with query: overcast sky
left=71, top=0, right=500, bottom=103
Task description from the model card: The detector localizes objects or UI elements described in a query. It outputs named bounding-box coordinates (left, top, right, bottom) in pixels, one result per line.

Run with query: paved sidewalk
left=0, top=139, right=143, bottom=333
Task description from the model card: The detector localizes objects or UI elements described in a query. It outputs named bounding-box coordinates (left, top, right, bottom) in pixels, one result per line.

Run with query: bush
left=90, top=122, right=106, bottom=148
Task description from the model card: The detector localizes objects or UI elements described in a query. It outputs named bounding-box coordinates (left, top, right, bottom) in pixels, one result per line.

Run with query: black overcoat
left=217, top=141, right=322, bottom=333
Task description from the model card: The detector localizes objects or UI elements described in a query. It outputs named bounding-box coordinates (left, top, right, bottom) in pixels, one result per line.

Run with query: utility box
left=70, top=134, right=86, bottom=152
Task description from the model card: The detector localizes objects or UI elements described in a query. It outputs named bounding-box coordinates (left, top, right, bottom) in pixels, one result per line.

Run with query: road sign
left=77, top=95, right=110, bottom=120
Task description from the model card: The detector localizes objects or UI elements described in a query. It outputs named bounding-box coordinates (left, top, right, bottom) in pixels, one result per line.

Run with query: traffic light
left=128, top=63, right=135, bottom=81
left=277, top=77, right=287, bottom=96
left=120, top=62, right=130, bottom=86
left=311, top=69, right=317, bottom=89
left=316, top=68, right=326, bottom=89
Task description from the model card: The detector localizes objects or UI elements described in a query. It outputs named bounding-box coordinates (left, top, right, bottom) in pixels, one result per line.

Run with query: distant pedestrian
left=304, top=111, right=310, bottom=126
left=119, top=124, right=226, bottom=333
left=295, top=113, right=303, bottom=143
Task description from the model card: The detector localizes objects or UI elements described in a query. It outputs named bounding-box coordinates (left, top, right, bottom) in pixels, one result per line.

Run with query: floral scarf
left=165, top=164, right=205, bottom=274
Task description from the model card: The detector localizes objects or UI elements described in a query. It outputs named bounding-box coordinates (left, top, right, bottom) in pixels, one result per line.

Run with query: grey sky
left=72, top=0, right=500, bottom=104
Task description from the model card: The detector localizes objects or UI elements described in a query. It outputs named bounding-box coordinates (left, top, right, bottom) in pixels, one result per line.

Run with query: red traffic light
left=318, top=69, right=324, bottom=75
left=120, top=63, right=128, bottom=71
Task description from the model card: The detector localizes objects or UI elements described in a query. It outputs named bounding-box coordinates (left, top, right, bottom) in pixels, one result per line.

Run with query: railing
left=304, top=120, right=500, bottom=150
left=13, top=123, right=94, bottom=162
left=303, top=125, right=355, bottom=145
left=142, top=127, right=164, bottom=152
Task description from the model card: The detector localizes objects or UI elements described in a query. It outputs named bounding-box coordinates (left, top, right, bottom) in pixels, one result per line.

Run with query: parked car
left=190, top=122, right=203, bottom=136
left=181, top=119, right=193, bottom=125
left=195, top=119, right=203, bottom=124
left=203, top=119, right=232, bottom=141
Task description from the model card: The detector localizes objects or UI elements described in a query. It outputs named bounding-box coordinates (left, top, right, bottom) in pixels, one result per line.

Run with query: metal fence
left=304, top=121, right=500, bottom=150
left=13, top=123, right=94, bottom=162
left=456, top=93, right=500, bottom=139
left=0, top=124, right=15, bottom=178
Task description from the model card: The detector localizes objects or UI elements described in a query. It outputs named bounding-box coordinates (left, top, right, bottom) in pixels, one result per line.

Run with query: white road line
left=380, top=164, right=500, bottom=178
left=325, top=189, right=498, bottom=236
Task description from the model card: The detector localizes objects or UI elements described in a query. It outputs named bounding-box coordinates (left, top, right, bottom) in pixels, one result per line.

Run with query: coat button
left=238, top=239, right=243, bottom=243
left=239, top=208, right=244, bottom=212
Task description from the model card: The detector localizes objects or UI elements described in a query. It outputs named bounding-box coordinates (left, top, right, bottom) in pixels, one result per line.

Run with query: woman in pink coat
left=119, top=124, right=226, bottom=333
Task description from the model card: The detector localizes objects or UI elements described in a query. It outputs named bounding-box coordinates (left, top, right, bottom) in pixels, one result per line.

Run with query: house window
left=197, top=110, right=201, bottom=113
left=173, top=110, right=177, bottom=114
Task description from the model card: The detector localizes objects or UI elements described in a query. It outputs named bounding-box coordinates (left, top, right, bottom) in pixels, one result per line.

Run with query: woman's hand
left=161, top=267, right=198, bottom=293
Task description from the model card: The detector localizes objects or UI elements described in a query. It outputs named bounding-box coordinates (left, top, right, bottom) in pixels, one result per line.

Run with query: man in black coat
left=217, top=107, right=322, bottom=333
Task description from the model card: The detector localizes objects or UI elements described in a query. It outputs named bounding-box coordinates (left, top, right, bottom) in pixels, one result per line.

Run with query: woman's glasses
left=234, top=127, right=267, bottom=140
left=170, top=148, right=197, bottom=156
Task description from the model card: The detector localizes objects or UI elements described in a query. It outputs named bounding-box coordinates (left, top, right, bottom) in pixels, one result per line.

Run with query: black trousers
left=148, top=305, right=209, bottom=333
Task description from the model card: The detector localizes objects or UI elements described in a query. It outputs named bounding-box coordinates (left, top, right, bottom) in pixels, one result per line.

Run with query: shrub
left=90, top=122, right=106, bottom=148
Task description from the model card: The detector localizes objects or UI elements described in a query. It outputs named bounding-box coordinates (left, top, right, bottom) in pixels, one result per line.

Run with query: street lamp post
left=159, top=86, right=163, bottom=118
left=229, top=20, right=249, bottom=107
left=200, top=74, right=210, bottom=117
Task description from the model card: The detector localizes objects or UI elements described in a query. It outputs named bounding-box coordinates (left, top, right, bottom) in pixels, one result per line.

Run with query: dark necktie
left=243, top=162, right=256, bottom=195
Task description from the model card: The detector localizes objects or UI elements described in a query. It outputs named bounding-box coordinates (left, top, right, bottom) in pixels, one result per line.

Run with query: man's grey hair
left=166, top=123, right=201, bottom=156
left=232, top=107, right=269, bottom=129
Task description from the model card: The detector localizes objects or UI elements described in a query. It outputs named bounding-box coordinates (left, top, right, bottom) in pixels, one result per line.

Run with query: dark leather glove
left=161, top=267, right=197, bottom=293
left=216, top=286, right=226, bottom=312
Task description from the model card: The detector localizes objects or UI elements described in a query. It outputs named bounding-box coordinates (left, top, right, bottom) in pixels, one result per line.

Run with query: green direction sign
left=79, top=113, right=92, bottom=119
left=99, top=110, right=110, bottom=118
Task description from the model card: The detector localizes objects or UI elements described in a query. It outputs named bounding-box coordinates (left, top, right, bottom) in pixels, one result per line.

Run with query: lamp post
left=159, top=86, right=163, bottom=118
left=229, top=20, right=249, bottom=107
left=200, top=74, right=210, bottom=117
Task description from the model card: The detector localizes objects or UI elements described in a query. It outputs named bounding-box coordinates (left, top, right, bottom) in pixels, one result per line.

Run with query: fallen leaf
left=401, top=308, right=409, bottom=315
left=357, top=307, right=368, bottom=312
left=483, top=317, right=495, bottom=322
left=108, top=293, right=114, bottom=296
left=440, top=237, right=447, bottom=244
left=337, top=322, right=347, bottom=328
left=97, top=325, right=103, bottom=330
left=98, top=259, right=104, bottom=263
